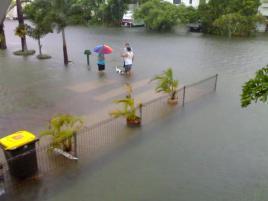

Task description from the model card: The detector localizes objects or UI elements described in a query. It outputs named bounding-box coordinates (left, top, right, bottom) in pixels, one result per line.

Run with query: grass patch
left=37, top=54, right=51, bottom=60
left=13, top=50, right=36, bottom=56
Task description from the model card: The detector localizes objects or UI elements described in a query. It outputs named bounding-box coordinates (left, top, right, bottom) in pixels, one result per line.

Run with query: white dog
left=116, top=66, right=125, bottom=74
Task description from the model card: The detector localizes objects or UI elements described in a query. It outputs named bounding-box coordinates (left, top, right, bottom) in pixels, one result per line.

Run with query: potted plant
left=40, top=114, right=83, bottom=153
left=110, top=84, right=142, bottom=127
left=151, top=68, right=179, bottom=105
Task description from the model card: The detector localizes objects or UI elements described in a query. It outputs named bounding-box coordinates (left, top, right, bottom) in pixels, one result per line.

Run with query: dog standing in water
left=116, top=66, right=125, bottom=74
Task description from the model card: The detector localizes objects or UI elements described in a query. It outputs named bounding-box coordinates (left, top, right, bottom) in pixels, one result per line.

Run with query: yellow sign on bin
left=0, top=131, right=36, bottom=150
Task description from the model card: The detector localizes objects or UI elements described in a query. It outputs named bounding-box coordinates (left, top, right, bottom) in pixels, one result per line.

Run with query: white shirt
left=124, top=51, right=134, bottom=65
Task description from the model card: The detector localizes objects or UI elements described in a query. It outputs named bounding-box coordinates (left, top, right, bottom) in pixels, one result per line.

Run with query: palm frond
left=39, top=130, right=54, bottom=137
left=110, top=109, right=129, bottom=118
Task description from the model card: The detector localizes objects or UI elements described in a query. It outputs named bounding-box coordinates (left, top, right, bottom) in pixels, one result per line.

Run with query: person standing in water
left=123, top=43, right=133, bottom=64
left=97, top=52, right=105, bottom=71
left=121, top=46, right=134, bottom=75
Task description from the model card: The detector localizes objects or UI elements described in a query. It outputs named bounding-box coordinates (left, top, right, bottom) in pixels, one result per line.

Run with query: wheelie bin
left=0, top=131, right=38, bottom=179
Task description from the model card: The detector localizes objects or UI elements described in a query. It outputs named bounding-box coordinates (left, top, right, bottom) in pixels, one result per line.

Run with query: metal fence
left=1, top=74, right=218, bottom=193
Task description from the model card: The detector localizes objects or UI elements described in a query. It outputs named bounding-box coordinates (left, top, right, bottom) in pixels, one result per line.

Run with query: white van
left=121, top=10, right=144, bottom=27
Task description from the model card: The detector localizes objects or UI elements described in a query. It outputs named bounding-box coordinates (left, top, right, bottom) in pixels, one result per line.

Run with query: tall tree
left=25, top=1, right=53, bottom=58
left=0, top=0, right=11, bottom=49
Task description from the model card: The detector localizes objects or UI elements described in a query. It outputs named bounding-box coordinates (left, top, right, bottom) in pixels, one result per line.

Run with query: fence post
left=182, top=86, right=186, bottom=107
left=0, top=163, right=5, bottom=196
left=73, top=132, right=78, bottom=158
left=214, top=74, right=218, bottom=91
left=139, top=103, right=143, bottom=122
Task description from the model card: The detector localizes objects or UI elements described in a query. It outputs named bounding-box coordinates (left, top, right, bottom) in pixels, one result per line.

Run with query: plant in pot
left=40, top=114, right=83, bottom=153
left=110, top=84, right=142, bottom=127
left=151, top=67, right=179, bottom=105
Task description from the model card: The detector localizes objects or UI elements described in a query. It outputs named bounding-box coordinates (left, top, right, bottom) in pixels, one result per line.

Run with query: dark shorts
left=124, top=64, right=132, bottom=72
left=98, top=64, right=105, bottom=71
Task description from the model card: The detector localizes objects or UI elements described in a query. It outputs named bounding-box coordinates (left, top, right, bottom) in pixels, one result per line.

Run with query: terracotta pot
left=167, top=97, right=178, bottom=105
left=126, top=117, right=141, bottom=127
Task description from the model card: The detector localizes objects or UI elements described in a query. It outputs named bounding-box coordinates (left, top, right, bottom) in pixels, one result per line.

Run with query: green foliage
left=135, top=0, right=200, bottom=31
left=135, top=0, right=179, bottom=31
left=78, top=0, right=106, bottom=23
left=139, top=0, right=150, bottom=4
left=175, top=4, right=200, bottom=24
left=151, top=68, right=179, bottom=100
left=24, top=0, right=53, bottom=38
left=78, top=0, right=128, bottom=25
left=199, top=0, right=206, bottom=4
left=110, top=84, right=141, bottom=121
left=25, top=0, right=84, bottom=64
left=40, top=114, right=83, bottom=152
left=48, top=0, right=85, bottom=29
left=25, top=0, right=85, bottom=30
left=26, top=25, right=50, bottom=40
left=241, top=66, right=268, bottom=108
left=98, top=0, right=129, bottom=25
left=213, top=13, right=251, bottom=37
left=198, top=0, right=262, bottom=36
left=183, top=6, right=200, bottom=24
left=228, top=0, right=261, bottom=16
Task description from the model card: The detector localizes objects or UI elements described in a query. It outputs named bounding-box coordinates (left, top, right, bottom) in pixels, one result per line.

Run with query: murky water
left=2, top=20, right=268, bottom=200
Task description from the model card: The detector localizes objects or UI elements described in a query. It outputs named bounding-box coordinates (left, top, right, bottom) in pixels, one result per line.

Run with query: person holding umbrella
left=97, top=52, right=105, bottom=71
left=94, top=44, right=113, bottom=72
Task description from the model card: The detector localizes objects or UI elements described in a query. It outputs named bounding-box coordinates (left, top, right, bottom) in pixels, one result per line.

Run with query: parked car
left=122, top=10, right=144, bottom=27
left=187, top=22, right=202, bottom=32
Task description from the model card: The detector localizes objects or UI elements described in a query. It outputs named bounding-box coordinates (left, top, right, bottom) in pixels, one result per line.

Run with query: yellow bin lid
left=0, top=130, right=36, bottom=150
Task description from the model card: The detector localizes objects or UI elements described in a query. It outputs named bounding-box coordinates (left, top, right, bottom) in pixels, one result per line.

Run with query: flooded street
left=1, top=20, right=268, bottom=201
left=1, top=20, right=268, bottom=135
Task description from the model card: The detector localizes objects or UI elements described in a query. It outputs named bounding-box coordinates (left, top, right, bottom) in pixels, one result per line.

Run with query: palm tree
left=151, top=68, right=179, bottom=102
left=27, top=0, right=83, bottom=65
left=110, top=84, right=142, bottom=126
left=16, top=0, right=28, bottom=51
left=46, top=0, right=81, bottom=65
left=40, top=114, right=83, bottom=152
left=49, top=0, right=69, bottom=65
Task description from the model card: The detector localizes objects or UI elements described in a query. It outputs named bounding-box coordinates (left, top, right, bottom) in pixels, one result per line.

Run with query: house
left=1, top=0, right=11, bottom=21
left=259, top=0, right=268, bottom=18
left=258, top=0, right=268, bottom=31
left=163, top=0, right=207, bottom=8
